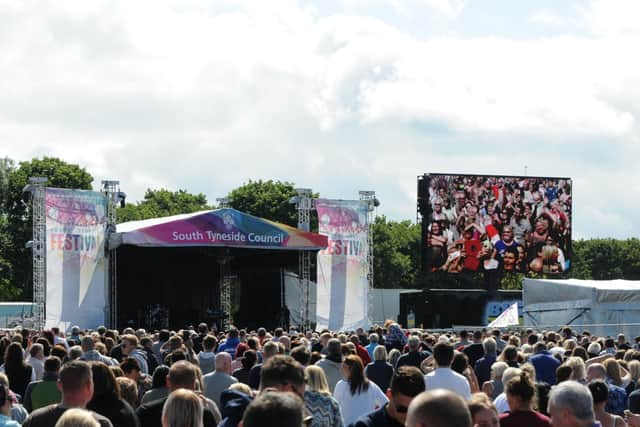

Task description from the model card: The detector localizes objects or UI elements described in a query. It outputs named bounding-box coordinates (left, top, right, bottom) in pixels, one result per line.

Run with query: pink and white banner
left=315, top=199, right=369, bottom=331
left=45, top=188, right=108, bottom=330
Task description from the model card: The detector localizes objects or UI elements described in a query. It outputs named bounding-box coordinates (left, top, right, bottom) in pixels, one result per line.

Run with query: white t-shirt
left=424, top=368, right=472, bottom=400
left=333, top=379, right=389, bottom=426
left=494, top=392, right=510, bottom=413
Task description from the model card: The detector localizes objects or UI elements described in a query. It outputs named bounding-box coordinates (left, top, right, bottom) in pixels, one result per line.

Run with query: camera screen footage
left=420, top=173, right=572, bottom=286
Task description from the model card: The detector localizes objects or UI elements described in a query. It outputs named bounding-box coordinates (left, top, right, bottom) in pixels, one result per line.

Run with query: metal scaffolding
left=292, top=188, right=313, bottom=331
left=359, top=191, right=378, bottom=325
left=218, top=255, right=233, bottom=329
left=101, top=180, right=123, bottom=329
left=29, top=177, right=48, bottom=331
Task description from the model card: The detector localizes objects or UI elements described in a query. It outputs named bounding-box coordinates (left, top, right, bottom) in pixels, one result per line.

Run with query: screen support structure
left=101, top=180, right=121, bottom=329
left=359, top=191, right=377, bottom=326
left=293, top=188, right=313, bottom=332
left=30, top=177, right=48, bottom=331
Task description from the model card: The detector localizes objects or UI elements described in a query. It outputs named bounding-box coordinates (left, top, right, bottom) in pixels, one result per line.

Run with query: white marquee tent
left=523, top=278, right=640, bottom=337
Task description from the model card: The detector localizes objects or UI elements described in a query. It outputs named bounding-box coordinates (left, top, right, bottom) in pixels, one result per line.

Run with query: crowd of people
left=425, top=175, right=572, bottom=286
left=1, top=321, right=640, bottom=426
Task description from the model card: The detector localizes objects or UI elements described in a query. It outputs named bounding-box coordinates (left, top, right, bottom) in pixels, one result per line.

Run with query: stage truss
left=101, top=180, right=121, bottom=329
left=359, top=191, right=377, bottom=325
left=30, top=177, right=48, bottom=331
left=293, top=188, right=313, bottom=331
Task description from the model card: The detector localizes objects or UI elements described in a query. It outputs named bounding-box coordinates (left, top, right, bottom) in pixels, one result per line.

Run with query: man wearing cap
left=395, top=336, right=430, bottom=370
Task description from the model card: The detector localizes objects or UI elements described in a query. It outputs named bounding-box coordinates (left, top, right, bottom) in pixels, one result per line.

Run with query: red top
left=500, top=410, right=552, bottom=427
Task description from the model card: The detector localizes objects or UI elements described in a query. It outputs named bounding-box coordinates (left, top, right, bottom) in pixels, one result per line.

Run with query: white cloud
left=1, top=0, right=640, bottom=238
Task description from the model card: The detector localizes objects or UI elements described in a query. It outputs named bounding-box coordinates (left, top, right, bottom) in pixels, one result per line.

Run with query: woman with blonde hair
left=603, top=359, right=630, bottom=388
left=162, top=389, right=203, bottom=427
left=304, top=365, right=343, bottom=427
left=54, top=408, right=100, bottom=427
left=564, top=356, right=587, bottom=383
left=364, top=346, right=393, bottom=392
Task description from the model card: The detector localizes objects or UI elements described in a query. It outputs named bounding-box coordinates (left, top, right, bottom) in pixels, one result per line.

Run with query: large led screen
left=418, top=174, right=572, bottom=287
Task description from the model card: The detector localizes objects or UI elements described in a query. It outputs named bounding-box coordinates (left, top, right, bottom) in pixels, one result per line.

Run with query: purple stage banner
left=315, top=199, right=369, bottom=330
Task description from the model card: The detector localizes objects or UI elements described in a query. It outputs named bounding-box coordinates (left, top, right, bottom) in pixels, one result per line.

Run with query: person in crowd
left=140, top=365, right=170, bottom=405
left=588, top=380, right=625, bottom=427
left=290, top=345, right=311, bottom=367
left=152, top=330, right=171, bottom=365
left=348, top=336, right=371, bottom=366
left=352, top=366, right=426, bottom=427
left=493, top=367, right=522, bottom=414
left=27, top=343, right=45, bottom=381
left=203, top=352, right=238, bottom=408
left=481, top=361, right=508, bottom=400
left=197, top=335, right=217, bottom=376
left=395, top=336, right=430, bottom=370
left=232, top=349, right=256, bottom=386
left=304, top=365, right=343, bottom=427
left=530, top=342, right=561, bottom=385
left=115, top=377, right=139, bottom=409
left=136, top=360, right=217, bottom=427
left=364, top=346, right=394, bottom=393
left=452, top=351, right=480, bottom=393
left=0, top=383, right=20, bottom=427
left=23, top=356, right=62, bottom=412
left=406, top=389, right=472, bottom=427
left=217, top=328, right=241, bottom=358
left=586, top=364, right=627, bottom=416
left=603, top=359, right=631, bottom=389
left=1, top=342, right=35, bottom=398
left=424, top=342, right=472, bottom=400
left=241, top=391, right=305, bottom=427
left=86, top=362, right=139, bottom=427
left=475, top=338, right=498, bottom=386
left=54, top=408, right=100, bottom=427
left=365, top=334, right=379, bottom=359
left=547, top=381, right=598, bottom=427
left=162, top=389, right=203, bottom=427
left=79, top=337, right=116, bottom=366
left=23, top=361, right=113, bottom=427
left=121, top=335, right=149, bottom=375
left=0, top=373, right=27, bottom=424
left=316, top=339, right=343, bottom=393
left=333, top=354, right=388, bottom=426
left=387, top=349, right=402, bottom=370
left=464, top=331, right=486, bottom=368
left=120, top=357, right=150, bottom=404
left=248, top=341, right=279, bottom=390
left=384, top=324, right=407, bottom=353
left=556, top=365, right=573, bottom=384
left=499, top=371, right=551, bottom=427
left=468, top=393, right=499, bottom=427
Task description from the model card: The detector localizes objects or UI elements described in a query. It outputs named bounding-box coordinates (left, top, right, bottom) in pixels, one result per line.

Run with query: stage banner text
left=315, top=199, right=369, bottom=330
left=45, top=188, right=108, bottom=330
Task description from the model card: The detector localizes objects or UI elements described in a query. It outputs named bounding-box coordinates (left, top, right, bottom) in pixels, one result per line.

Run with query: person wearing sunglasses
left=351, top=366, right=425, bottom=427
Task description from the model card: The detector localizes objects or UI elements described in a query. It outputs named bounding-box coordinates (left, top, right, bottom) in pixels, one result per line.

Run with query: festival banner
left=315, top=199, right=369, bottom=331
left=45, top=188, right=108, bottom=330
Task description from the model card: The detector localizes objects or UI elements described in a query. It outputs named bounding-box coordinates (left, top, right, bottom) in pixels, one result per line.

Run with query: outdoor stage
left=109, top=208, right=327, bottom=330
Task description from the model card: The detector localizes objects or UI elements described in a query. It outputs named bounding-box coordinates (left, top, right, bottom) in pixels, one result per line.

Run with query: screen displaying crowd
left=423, top=174, right=572, bottom=282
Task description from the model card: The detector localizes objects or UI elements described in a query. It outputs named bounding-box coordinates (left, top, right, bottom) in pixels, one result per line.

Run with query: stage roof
left=109, top=208, right=328, bottom=251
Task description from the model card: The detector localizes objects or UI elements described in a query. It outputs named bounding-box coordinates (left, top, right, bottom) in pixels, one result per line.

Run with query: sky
left=1, top=0, right=640, bottom=239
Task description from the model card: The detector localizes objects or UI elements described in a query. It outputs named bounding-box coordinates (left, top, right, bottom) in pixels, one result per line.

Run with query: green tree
left=4, top=157, right=93, bottom=299
left=0, top=157, right=17, bottom=299
left=227, top=180, right=303, bottom=227
left=117, top=189, right=211, bottom=223
left=372, top=216, right=422, bottom=289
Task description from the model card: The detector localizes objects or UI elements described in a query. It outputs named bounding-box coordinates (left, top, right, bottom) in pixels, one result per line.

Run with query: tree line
left=1, top=156, right=639, bottom=300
